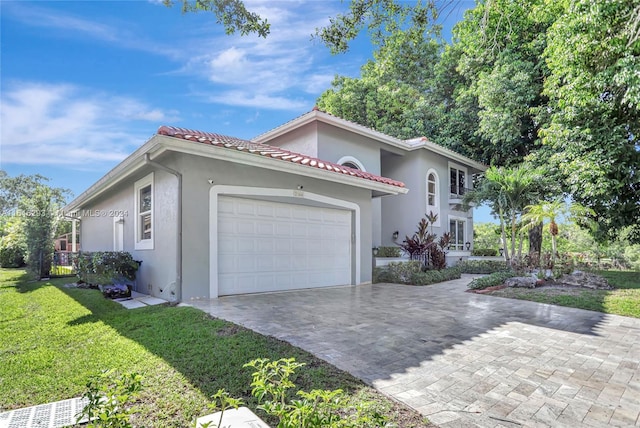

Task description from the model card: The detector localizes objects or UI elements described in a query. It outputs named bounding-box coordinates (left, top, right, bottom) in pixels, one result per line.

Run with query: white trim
left=134, top=172, right=154, bottom=250
left=448, top=161, right=468, bottom=198
left=209, top=185, right=361, bottom=299
left=336, top=156, right=367, bottom=172
left=253, top=110, right=487, bottom=171
left=425, top=168, right=441, bottom=227
left=113, top=216, right=124, bottom=251
left=64, top=135, right=406, bottom=213
left=447, top=214, right=467, bottom=251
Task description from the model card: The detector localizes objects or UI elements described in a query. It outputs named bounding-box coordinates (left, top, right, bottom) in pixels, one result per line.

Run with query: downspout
left=144, top=153, right=182, bottom=303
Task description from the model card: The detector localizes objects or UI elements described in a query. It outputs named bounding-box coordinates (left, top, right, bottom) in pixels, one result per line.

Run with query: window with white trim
left=337, top=156, right=366, bottom=172
left=426, top=169, right=440, bottom=226
left=449, top=164, right=467, bottom=197
left=134, top=173, right=154, bottom=250
left=449, top=217, right=466, bottom=251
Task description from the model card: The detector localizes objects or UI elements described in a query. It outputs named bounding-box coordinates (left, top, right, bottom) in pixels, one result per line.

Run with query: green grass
left=0, top=269, right=429, bottom=427
left=489, top=270, right=640, bottom=318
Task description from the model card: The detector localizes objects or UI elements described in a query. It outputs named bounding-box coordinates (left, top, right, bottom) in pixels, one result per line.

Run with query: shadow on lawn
left=0, top=269, right=50, bottom=293
left=58, top=284, right=366, bottom=404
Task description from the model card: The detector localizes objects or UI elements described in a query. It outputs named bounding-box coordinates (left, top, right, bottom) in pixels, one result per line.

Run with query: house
left=64, top=108, right=486, bottom=302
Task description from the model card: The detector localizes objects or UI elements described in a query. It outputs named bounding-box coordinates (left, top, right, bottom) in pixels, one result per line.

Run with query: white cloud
left=181, top=2, right=359, bottom=110
left=0, top=82, right=180, bottom=167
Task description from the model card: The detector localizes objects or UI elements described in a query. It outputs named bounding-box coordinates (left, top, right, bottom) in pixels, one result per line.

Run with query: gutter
left=144, top=153, right=183, bottom=304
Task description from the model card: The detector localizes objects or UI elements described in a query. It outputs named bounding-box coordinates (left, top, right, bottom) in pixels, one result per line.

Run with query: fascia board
left=64, top=136, right=163, bottom=212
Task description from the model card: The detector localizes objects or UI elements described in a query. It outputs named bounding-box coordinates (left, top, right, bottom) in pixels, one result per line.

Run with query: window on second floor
left=450, top=165, right=467, bottom=197
left=426, top=169, right=441, bottom=226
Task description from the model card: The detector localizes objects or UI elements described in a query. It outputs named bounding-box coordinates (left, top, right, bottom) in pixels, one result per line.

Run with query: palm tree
left=521, top=198, right=595, bottom=263
left=464, top=165, right=545, bottom=265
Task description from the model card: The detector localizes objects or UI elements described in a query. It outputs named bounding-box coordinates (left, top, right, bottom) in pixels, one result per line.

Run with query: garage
left=216, top=196, right=352, bottom=296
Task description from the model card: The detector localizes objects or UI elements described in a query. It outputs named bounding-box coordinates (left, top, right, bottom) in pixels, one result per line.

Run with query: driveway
left=186, top=275, right=640, bottom=427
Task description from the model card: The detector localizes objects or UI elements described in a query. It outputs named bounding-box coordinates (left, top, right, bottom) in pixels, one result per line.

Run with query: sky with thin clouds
left=1, top=0, right=491, bottom=219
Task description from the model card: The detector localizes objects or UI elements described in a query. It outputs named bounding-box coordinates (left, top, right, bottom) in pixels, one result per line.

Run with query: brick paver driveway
left=186, top=275, right=640, bottom=427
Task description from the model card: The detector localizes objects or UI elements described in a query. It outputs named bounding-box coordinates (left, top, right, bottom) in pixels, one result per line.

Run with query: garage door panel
left=217, top=197, right=352, bottom=295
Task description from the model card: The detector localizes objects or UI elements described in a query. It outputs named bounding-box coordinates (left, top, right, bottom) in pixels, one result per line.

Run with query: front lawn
left=488, top=270, right=640, bottom=318
left=0, top=269, right=430, bottom=427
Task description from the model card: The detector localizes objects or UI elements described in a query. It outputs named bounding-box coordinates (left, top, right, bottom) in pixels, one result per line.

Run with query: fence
left=50, top=251, right=78, bottom=277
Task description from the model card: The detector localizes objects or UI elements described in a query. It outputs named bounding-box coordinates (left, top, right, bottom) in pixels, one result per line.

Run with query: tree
left=464, top=165, right=545, bottom=264
left=521, top=198, right=595, bottom=262
left=0, top=171, right=70, bottom=277
left=163, top=0, right=270, bottom=37
left=540, top=0, right=640, bottom=242
left=317, top=28, right=442, bottom=139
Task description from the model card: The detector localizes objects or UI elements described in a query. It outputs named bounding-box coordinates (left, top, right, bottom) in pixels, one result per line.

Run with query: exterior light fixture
left=392, top=231, right=399, bottom=240
left=372, top=247, right=379, bottom=256
left=465, top=241, right=471, bottom=251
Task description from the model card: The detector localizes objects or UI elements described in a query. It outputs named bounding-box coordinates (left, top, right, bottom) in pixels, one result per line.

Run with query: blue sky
left=1, top=0, right=493, bottom=221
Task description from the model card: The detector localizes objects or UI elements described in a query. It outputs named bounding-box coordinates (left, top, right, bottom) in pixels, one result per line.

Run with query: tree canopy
left=169, top=0, right=640, bottom=242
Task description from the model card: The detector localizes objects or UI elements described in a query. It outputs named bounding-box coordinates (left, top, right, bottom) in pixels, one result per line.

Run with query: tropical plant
left=463, top=165, right=546, bottom=265
left=397, top=215, right=449, bottom=270
left=77, top=370, right=143, bottom=428
left=521, top=198, right=595, bottom=262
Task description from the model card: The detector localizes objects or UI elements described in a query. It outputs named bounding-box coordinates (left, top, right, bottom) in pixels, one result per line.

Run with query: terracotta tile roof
left=157, top=126, right=406, bottom=188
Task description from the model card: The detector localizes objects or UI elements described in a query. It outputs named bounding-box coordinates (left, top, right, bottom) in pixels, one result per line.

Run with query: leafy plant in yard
left=374, top=261, right=422, bottom=284
left=409, top=267, right=461, bottom=286
left=456, top=260, right=509, bottom=274
left=77, top=370, right=143, bottom=428
left=375, top=246, right=401, bottom=258
left=75, top=251, right=140, bottom=285
left=197, top=389, right=245, bottom=428
left=467, top=271, right=517, bottom=290
left=235, top=358, right=389, bottom=428
left=397, top=214, right=449, bottom=270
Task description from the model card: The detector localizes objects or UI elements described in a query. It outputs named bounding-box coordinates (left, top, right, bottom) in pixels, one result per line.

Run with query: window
left=449, top=218, right=466, bottom=251
left=134, top=173, right=153, bottom=250
left=336, top=156, right=366, bottom=172
left=426, top=169, right=440, bottom=226
left=449, top=164, right=467, bottom=197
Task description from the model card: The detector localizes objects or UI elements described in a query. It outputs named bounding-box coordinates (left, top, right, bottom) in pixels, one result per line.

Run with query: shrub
left=373, top=261, right=422, bottom=284
left=201, top=358, right=388, bottom=428
left=397, top=214, right=450, bottom=270
left=409, top=267, right=461, bottom=285
left=471, top=248, right=498, bottom=257
left=78, top=370, right=143, bottom=428
left=75, top=251, right=140, bottom=285
left=456, top=260, right=509, bottom=274
left=467, top=271, right=517, bottom=290
left=375, top=246, right=401, bottom=257
left=0, top=239, right=25, bottom=268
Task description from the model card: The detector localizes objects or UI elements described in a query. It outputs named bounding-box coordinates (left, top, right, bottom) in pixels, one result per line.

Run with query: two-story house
left=65, top=108, right=485, bottom=302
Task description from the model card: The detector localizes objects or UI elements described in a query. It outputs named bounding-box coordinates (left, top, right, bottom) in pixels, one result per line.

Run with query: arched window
left=426, top=169, right=440, bottom=226
left=337, top=156, right=366, bottom=172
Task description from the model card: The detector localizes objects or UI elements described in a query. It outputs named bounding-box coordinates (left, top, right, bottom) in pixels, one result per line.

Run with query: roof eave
left=253, top=110, right=487, bottom=171
left=65, top=134, right=407, bottom=212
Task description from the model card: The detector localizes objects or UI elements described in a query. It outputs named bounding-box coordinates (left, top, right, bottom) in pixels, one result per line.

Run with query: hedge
left=373, top=261, right=461, bottom=285
left=467, top=271, right=517, bottom=290
left=456, top=259, right=509, bottom=274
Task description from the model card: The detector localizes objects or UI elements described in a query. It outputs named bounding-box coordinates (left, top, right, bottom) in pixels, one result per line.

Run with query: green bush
left=373, top=261, right=422, bottom=284
left=374, top=261, right=461, bottom=285
left=375, top=246, right=401, bottom=257
left=457, top=260, right=509, bottom=274
left=467, top=271, right=517, bottom=290
left=471, top=248, right=498, bottom=256
left=75, top=251, right=140, bottom=285
left=0, top=241, right=25, bottom=268
left=409, top=267, right=461, bottom=285
left=202, top=358, right=389, bottom=428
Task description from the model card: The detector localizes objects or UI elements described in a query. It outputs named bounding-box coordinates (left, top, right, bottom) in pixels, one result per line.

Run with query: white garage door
left=217, top=196, right=352, bottom=296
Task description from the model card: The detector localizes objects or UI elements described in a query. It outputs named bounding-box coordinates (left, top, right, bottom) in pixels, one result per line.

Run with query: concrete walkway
left=187, top=275, right=640, bottom=427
